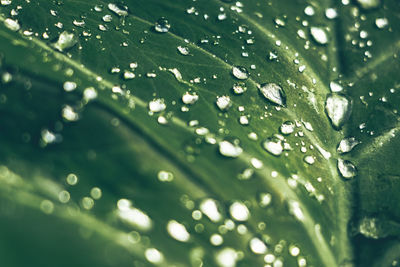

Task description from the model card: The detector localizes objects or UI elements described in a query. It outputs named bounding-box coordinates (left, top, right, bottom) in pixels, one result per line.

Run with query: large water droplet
left=200, top=199, right=222, bottom=222
left=154, top=18, right=171, bottom=33
left=310, top=27, right=328, bottom=45
left=280, top=121, right=295, bottom=135
left=232, top=66, right=249, bottom=80
left=325, top=94, right=352, bottom=130
left=337, top=158, right=357, bottom=179
left=108, top=3, right=128, bottom=17
left=337, top=137, right=360, bottom=154
left=219, top=141, right=243, bottom=158
left=149, top=98, right=166, bottom=113
left=52, top=31, right=78, bottom=52
left=216, top=95, right=232, bottom=111
left=215, top=248, right=238, bottom=267
left=249, top=237, right=268, bottom=254
left=4, top=18, right=20, bottom=31
left=229, top=201, right=249, bottom=221
left=166, top=220, right=190, bottom=242
left=259, top=83, right=286, bottom=106
left=263, top=137, right=283, bottom=156
left=182, top=92, right=198, bottom=105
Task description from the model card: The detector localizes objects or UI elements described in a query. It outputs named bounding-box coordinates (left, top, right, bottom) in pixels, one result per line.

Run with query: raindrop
left=280, top=121, right=295, bottom=135
left=310, top=27, right=328, bottom=45
left=259, top=83, right=286, bottom=106
left=375, top=18, right=388, bottom=29
left=62, top=105, right=79, bottom=121
left=249, top=237, right=268, bottom=254
left=182, top=92, right=198, bottom=105
left=102, top=14, right=113, bottom=22
left=219, top=141, right=243, bottom=158
left=123, top=70, right=135, bottom=80
left=83, top=87, right=97, bottom=101
left=304, top=155, right=315, bottom=165
left=304, top=6, right=315, bottom=16
left=157, top=170, right=174, bottom=182
left=232, top=66, right=249, bottom=80
left=216, top=95, right=232, bottom=111
left=330, top=81, right=343, bottom=92
left=200, top=199, right=222, bottom=222
left=337, top=158, right=357, bottom=179
left=177, top=45, right=190, bottom=55
left=337, top=137, right=360, bottom=154
left=259, top=193, right=272, bottom=207
left=154, top=18, right=171, bottom=33
left=167, top=220, right=190, bottom=242
left=356, top=0, right=380, bottom=10
left=239, top=116, right=249, bottom=125
left=210, top=234, right=224, bottom=246
left=229, top=201, right=249, bottom=221
left=289, top=245, right=300, bottom=256
left=263, top=137, right=283, bottom=156
left=215, top=248, right=238, bottom=267
left=232, top=82, right=247, bottom=94
left=4, top=18, right=20, bottom=31
left=288, top=200, right=304, bottom=221
left=52, top=31, right=78, bottom=52
left=63, top=81, right=77, bottom=92
left=325, top=8, right=338, bottom=19
left=149, top=98, right=166, bottom=113
left=325, top=94, right=352, bottom=130
left=145, top=248, right=164, bottom=264
left=107, top=3, right=128, bottom=17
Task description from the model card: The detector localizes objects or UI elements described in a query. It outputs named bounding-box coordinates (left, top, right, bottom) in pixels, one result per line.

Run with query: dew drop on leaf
left=337, top=137, right=360, bottom=154
left=154, top=18, right=171, bottom=33
left=375, top=18, right=389, bottom=29
left=280, top=121, right=295, bottom=135
left=177, top=45, right=190, bottom=55
left=157, top=170, right=174, bottom=182
left=232, top=66, right=249, bottom=80
left=330, top=81, right=343, bottom=92
left=219, top=140, right=243, bottom=158
left=310, top=27, right=329, bottom=45
left=166, top=220, right=190, bottom=242
left=145, top=248, right=164, bottom=264
left=249, top=237, right=268, bottom=254
left=232, top=82, right=247, bottom=94
left=52, top=31, right=78, bottom=52
left=337, top=158, right=357, bottom=179
left=356, top=0, right=380, bottom=10
left=107, top=3, right=128, bottom=17
left=200, top=198, right=222, bottom=222
left=325, top=94, right=352, bottom=130
left=215, top=248, right=238, bottom=267
left=259, top=83, right=286, bottom=106
left=229, top=201, right=249, bottom=221
left=63, top=81, right=77, bottom=92
left=182, top=92, right=198, bottom=105
left=4, top=18, right=20, bottom=31
left=149, top=98, right=166, bottom=113
left=216, top=95, right=232, bottom=111
left=263, top=137, right=283, bottom=156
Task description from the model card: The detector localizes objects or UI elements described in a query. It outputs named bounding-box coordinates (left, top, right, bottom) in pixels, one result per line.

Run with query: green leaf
left=0, top=0, right=399, bottom=266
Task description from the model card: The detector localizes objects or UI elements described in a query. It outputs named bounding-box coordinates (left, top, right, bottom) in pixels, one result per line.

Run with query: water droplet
left=216, top=95, right=232, bottom=111
left=40, top=200, right=54, bottom=214
left=52, top=31, right=78, bottom=52
left=249, top=237, right=268, bottom=254
left=123, top=70, right=135, bottom=80
left=279, top=121, right=295, bottom=135
left=200, top=198, right=222, bottom=222
left=107, top=3, right=128, bottom=17
left=304, top=6, right=315, bottom=16
left=149, top=98, right=166, bottom=113
left=259, top=83, right=286, bottom=106
left=154, top=18, right=171, bottom=33
left=219, top=140, right=242, bottom=158
left=325, top=8, right=338, bottom=19
left=289, top=245, right=300, bottom=256
left=229, top=201, right=249, bottom=221
left=239, top=116, right=249, bottom=125
left=232, top=66, right=249, bottom=80
left=337, top=137, right=360, bottom=153
left=356, top=0, right=380, bottom=10
left=62, top=105, right=79, bottom=121
left=102, top=14, right=113, bottom=22
left=4, top=18, right=20, bottom=31
left=216, top=248, right=238, bottom=267
left=63, top=81, right=77, bottom=92
left=232, top=82, right=247, bottom=94
left=167, top=220, right=190, bottom=242
left=210, top=234, right=224, bottom=246
left=117, top=199, right=152, bottom=230
left=73, top=20, right=85, bottom=27
left=181, top=92, right=199, bottom=105
left=264, top=254, right=275, bottom=264
left=375, top=18, right=388, bottom=29
left=263, top=137, right=283, bottom=156
left=337, top=158, right=357, bottom=179
left=90, top=187, right=102, bottom=200
left=304, top=155, right=315, bottom=165
left=157, top=170, right=174, bottom=182
left=177, top=45, right=190, bottom=55
left=145, top=248, right=164, bottom=264
left=325, top=94, right=352, bottom=130
left=288, top=200, right=304, bottom=221
left=358, top=217, right=385, bottom=239
left=330, top=81, right=343, bottom=92
left=83, top=87, right=97, bottom=101
left=310, top=27, right=328, bottom=45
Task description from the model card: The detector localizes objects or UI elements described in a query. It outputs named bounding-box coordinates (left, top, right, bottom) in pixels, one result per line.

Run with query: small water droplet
left=149, top=98, right=166, bottom=113
left=310, top=27, right=329, bottom=45
left=232, top=66, right=249, bottom=80
left=304, top=155, right=315, bottom=165
left=167, top=220, right=190, bottom=242
left=177, top=45, right=190, bottom=55
left=123, top=70, right=135, bottom=80
left=200, top=198, right=222, bottom=222
left=330, top=81, right=343, bottom=92
left=154, top=18, right=171, bottom=33
left=62, top=105, right=79, bottom=121
left=182, top=92, right=198, bottom=105
left=210, top=234, right=224, bottom=246
left=216, top=248, right=238, bottom=267
left=219, top=140, right=243, bottom=158
left=145, top=248, right=164, bottom=264
left=259, top=83, right=286, bottom=106
left=216, top=95, right=232, bottom=111
left=280, top=121, right=295, bottom=135
left=232, top=82, right=247, bottom=94
left=83, top=87, right=97, bottom=101
left=107, top=3, right=128, bottom=17
left=52, top=31, right=78, bottom=52
left=157, top=170, right=174, bottom=182
left=375, top=18, right=388, bottom=29
left=337, top=137, right=360, bottom=153
left=325, top=94, right=352, bottom=130
left=337, top=158, right=357, bottom=179
left=304, top=6, right=315, bottom=16
left=263, top=137, right=283, bottom=156
left=249, top=237, right=268, bottom=254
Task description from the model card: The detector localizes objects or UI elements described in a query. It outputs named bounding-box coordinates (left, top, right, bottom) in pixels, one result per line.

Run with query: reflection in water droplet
left=232, top=66, right=249, bottom=80
left=263, top=137, right=283, bottom=156
left=52, top=31, right=78, bottom=52
left=154, top=18, right=171, bottom=33
left=337, top=137, right=360, bottom=153
left=337, top=158, right=357, bottom=179
left=259, top=83, right=286, bottom=106
left=325, top=94, right=351, bottom=130
left=310, top=27, right=328, bottom=45
left=325, top=8, right=338, bottom=19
